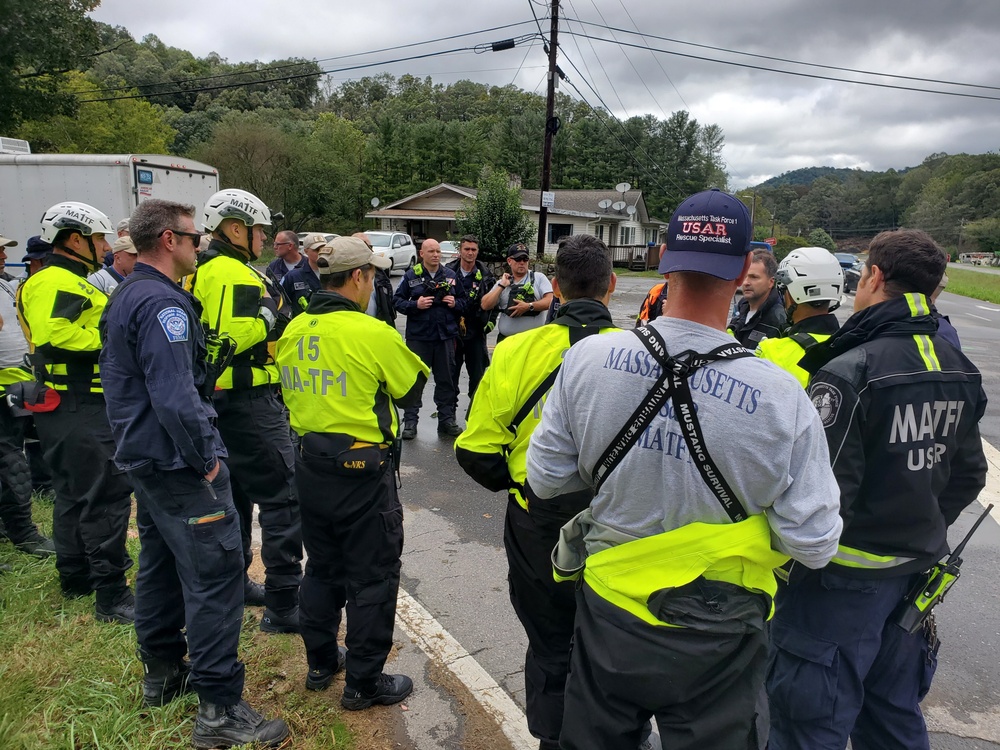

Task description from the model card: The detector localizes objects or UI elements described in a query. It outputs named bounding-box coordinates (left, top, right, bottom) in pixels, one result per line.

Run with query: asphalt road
left=393, top=274, right=1000, bottom=749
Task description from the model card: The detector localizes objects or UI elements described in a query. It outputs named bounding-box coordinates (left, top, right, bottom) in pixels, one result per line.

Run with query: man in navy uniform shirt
left=100, top=198, right=288, bottom=749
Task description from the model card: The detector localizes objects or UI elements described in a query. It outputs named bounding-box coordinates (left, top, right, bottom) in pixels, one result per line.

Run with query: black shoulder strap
left=789, top=331, right=819, bottom=350
left=592, top=325, right=754, bottom=522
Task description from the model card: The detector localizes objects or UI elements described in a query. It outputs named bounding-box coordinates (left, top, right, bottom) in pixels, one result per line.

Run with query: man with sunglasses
left=101, top=198, right=289, bottom=749
left=191, top=188, right=304, bottom=634
left=265, top=230, right=303, bottom=284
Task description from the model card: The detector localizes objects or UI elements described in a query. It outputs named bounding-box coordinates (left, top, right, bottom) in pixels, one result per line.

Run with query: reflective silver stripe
left=832, top=548, right=917, bottom=569
left=907, top=293, right=929, bottom=317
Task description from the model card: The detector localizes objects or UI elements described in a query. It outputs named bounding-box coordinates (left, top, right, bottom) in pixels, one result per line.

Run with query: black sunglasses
left=160, top=228, right=203, bottom=244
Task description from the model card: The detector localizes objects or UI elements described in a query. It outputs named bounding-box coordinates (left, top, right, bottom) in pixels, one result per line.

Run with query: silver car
left=367, top=231, right=417, bottom=272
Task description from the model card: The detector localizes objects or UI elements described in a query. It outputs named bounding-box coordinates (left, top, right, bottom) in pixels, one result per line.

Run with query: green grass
left=614, top=268, right=663, bottom=279
left=945, top=267, right=1000, bottom=304
left=0, top=499, right=354, bottom=750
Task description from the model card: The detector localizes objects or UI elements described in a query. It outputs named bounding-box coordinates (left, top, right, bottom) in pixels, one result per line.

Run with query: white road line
left=967, top=313, right=991, bottom=321
left=980, top=438, right=1000, bottom=526
left=975, top=305, right=1000, bottom=312
left=395, top=589, right=537, bottom=750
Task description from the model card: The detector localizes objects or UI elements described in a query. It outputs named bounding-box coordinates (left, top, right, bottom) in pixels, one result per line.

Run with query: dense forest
left=3, top=1, right=999, bottom=253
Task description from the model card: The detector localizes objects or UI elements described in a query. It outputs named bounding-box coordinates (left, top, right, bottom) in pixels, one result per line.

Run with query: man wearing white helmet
left=755, top=247, right=844, bottom=387
left=190, top=188, right=303, bottom=632
left=16, top=202, right=135, bottom=623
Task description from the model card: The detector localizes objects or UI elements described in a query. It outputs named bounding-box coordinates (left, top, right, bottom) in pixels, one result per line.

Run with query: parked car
left=835, top=252, right=859, bottom=270
left=297, top=232, right=338, bottom=249
left=844, top=260, right=863, bottom=293
left=439, top=240, right=459, bottom=264
left=367, top=231, right=417, bottom=272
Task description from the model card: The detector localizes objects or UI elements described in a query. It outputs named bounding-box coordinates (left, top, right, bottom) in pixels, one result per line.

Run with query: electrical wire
left=84, top=20, right=540, bottom=95
left=562, top=30, right=1000, bottom=102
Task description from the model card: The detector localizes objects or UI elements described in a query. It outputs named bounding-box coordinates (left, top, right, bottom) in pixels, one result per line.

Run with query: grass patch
left=614, top=268, right=663, bottom=279
left=945, top=267, right=1000, bottom=304
left=0, top=499, right=354, bottom=749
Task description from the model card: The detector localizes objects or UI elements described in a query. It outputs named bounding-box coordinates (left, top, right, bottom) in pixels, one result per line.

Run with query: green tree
left=17, top=71, right=176, bottom=153
left=456, top=168, right=534, bottom=260
left=806, top=228, right=836, bottom=252
left=0, top=0, right=100, bottom=132
left=773, top=235, right=810, bottom=263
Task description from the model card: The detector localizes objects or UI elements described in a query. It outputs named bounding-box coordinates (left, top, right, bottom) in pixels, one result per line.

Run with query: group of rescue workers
left=0, top=182, right=988, bottom=750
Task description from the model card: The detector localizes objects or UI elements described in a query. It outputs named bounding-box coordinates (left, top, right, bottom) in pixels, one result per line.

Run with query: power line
left=78, top=47, right=482, bottom=103
left=84, top=20, right=540, bottom=95
left=562, top=30, right=1000, bottom=102
left=563, top=19, right=1000, bottom=93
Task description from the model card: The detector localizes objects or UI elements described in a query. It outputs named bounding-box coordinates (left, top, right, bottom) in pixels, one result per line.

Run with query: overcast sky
left=90, top=0, right=1000, bottom=188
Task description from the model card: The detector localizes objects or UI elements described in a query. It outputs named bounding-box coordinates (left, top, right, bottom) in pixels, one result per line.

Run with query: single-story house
left=365, top=183, right=667, bottom=262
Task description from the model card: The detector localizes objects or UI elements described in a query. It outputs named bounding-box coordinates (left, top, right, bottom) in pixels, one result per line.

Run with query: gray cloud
left=89, top=0, right=1000, bottom=187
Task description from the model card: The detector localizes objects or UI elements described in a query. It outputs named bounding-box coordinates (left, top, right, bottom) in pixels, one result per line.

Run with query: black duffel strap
left=592, top=325, right=754, bottom=523
left=508, top=365, right=560, bottom=434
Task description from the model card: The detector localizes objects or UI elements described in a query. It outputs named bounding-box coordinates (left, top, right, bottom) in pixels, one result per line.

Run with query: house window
left=619, top=226, right=636, bottom=245
left=548, top=223, right=573, bottom=244
left=595, top=224, right=605, bottom=241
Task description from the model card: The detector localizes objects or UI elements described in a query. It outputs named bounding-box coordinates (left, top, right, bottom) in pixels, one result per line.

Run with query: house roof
left=367, top=183, right=665, bottom=226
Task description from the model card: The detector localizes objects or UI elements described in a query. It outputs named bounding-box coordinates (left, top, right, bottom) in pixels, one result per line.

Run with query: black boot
left=243, top=577, right=265, bottom=607
left=260, top=606, right=299, bottom=634
left=191, top=699, right=289, bottom=749
left=95, top=586, right=135, bottom=624
left=341, top=673, right=413, bottom=710
left=138, top=648, right=193, bottom=707
left=305, top=645, right=347, bottom=691
left=13, top=530, right=56, bottom=557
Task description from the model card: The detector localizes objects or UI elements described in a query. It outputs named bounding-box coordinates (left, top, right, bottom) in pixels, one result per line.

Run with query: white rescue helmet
left=202, top=188, right=272, bottom=232
left=776, top=246, right=844, bottom=304
left=39, top=202, right=115, bottom=244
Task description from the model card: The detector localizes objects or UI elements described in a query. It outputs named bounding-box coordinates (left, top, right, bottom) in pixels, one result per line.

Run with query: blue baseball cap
left=24, top=236, right=53, bottom=260
left=658, top=189, right=752, bottom=280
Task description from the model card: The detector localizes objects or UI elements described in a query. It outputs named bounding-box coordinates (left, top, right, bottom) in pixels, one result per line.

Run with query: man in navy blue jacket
left=392, top=238, right=465, bottom=438
left=100, top=198, right=288, bottom=749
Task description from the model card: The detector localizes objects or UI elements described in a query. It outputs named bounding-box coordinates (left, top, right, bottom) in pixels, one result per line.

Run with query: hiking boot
left=401, top=424, right=417, bottom=440
left=305, top=646, right=347, bottom=691
left=14, top=531, right=56, bottom=558
left=260, top=606, right=299, bottom=634
left=437, top=420, right=463, bottom=437
left=191, top=699, right=289, bottom=749
left=95, top=587, right=135, bottom=624
left=139, top=649, right=193, bottom=707
left=341, top=673, right=413, bottom=710
left=243, top=577, right=265, bottom=607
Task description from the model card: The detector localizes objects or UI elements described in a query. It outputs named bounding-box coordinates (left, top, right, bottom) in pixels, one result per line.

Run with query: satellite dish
left=598, top=199, right=612, bottom=210
left=615, top=182, right=631, bottom=193
left=626, top=205, right=637, bottom=216
left=370, top=197, right=380, bottom=208
left=612, top=201, right=627, bottom=212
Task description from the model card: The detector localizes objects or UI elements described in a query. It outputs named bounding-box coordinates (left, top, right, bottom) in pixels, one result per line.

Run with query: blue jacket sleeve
left=393, top=272, right=419, bottom=315
left=133, top=298, right=218, bottom=474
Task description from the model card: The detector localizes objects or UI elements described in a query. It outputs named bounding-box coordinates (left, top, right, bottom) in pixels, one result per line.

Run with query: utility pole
left=535, top=0, right=559, bottom=259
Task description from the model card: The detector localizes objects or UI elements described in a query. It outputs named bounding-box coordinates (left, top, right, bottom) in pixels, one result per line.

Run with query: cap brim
left=370, top=254, right=392, bottom=270
left=658, top=250, right=749, bottom=280
left=0, top=237, right=17, bottom=248
left=508, top=254, right=530, bottom=261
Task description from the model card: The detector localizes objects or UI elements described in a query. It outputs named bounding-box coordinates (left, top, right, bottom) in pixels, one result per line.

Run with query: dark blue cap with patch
left=658, top=189, right=752, bottom=280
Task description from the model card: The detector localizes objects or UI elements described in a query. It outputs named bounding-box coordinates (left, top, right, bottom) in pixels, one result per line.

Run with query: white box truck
left=0, top=153, right=219, bottom=263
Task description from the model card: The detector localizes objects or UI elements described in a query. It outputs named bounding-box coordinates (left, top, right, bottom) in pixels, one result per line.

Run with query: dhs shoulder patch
left=157, top=306, right=189, bottom=343
left=810, top=383, right=842, bottom=427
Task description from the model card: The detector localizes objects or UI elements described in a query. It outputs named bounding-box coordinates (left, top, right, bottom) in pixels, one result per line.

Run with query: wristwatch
left=528, top=302, right=534, bottom=311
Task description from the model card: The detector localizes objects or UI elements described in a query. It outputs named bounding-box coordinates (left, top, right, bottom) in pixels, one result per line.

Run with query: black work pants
left=561, top=582, right=766, bottom=750
left=403, top=338, right=457, bottom=426
left=34, top=395, right=133, bottom=601
left=452, top=333, right=490, bottom=411
left=214, top=387, right=302, bottom=613
left=504, top=498, right=577, bottom=746
left=129, top=462, right=245, bottom=705
left=295, top=450, right=403, bottom=692
left=0, top=398, right=38, bottom=541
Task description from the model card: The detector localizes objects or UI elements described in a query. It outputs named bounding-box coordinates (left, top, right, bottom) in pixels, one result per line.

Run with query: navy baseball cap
left=658, top=189, right=752, bottom=280
left=24, top=236, right=53, bottom=259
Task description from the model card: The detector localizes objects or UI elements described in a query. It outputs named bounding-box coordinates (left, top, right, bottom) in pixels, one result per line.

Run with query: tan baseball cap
left=0, top=236, right=18, bottom=248
left=113, top=236, right=137, bottom=254
left=316, top=236, right=391, bottom=275
left=300, top=233, right=329, bottom=252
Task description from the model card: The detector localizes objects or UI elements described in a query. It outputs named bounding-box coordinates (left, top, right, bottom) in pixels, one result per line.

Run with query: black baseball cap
left=24, top=236, right=53, bottom=260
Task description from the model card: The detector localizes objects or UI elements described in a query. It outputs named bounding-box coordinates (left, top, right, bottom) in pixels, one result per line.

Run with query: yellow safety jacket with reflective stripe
left=275, top=291, right=429, bottom=443
left=553, top=512, right=788, bottom=626
left=755, top=332, right=832, bottom=387
left=455, top=300, right=618, bottom=510
left=190, top=246, right=276, bottom=390
left=16, top=256, right=106, bottom=394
